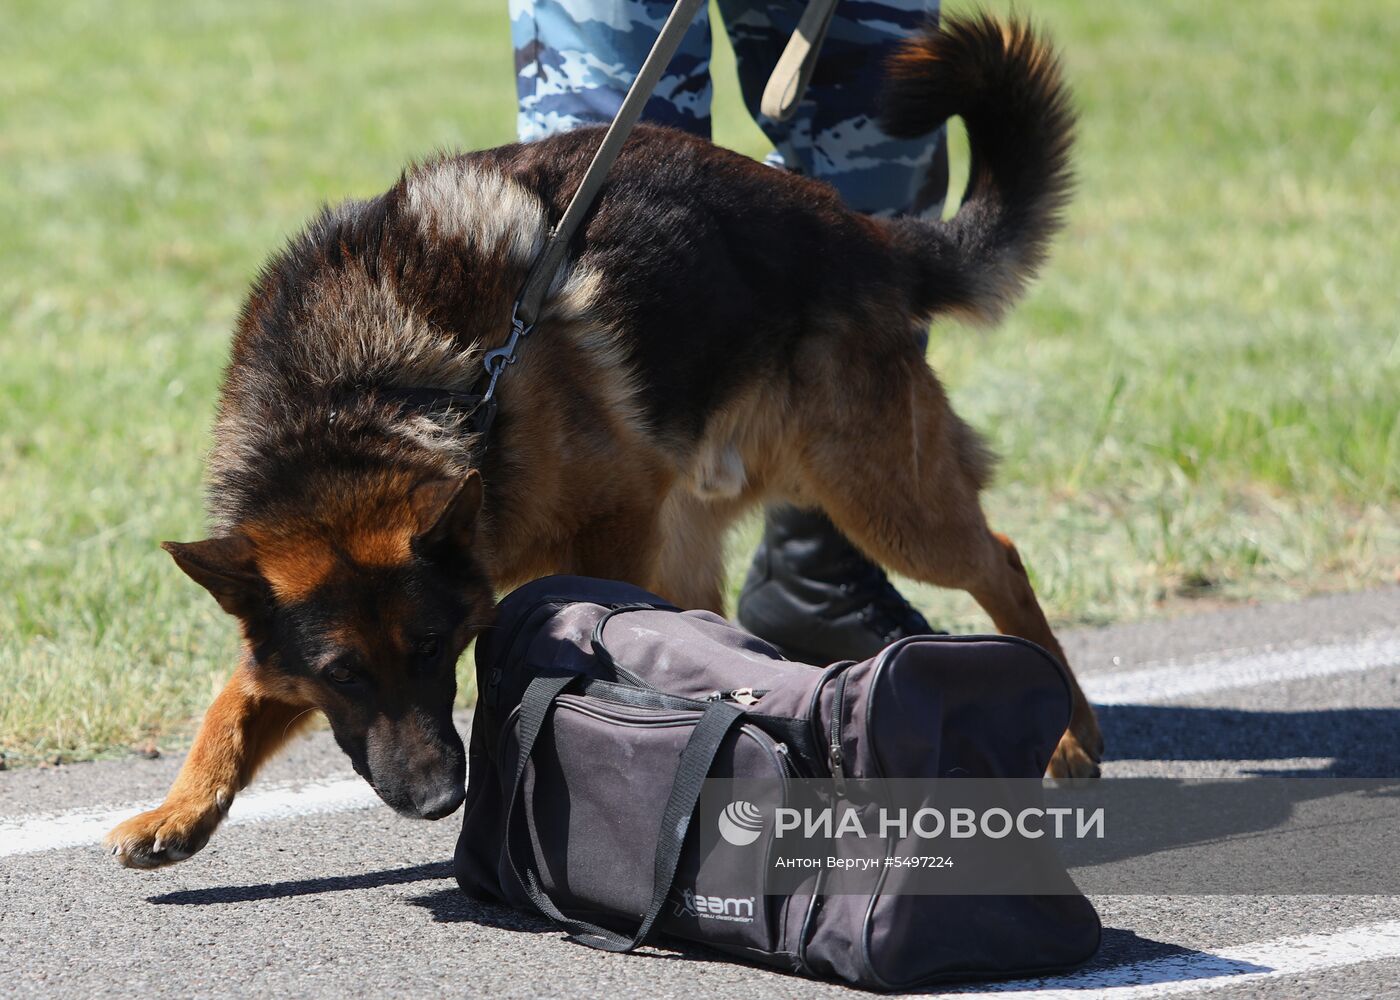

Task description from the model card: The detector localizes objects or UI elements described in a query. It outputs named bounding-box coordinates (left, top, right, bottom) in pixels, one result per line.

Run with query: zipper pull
left=707, top=688, right=767, bottom=705
left=484, top=667, right=503, bottom=707
left=829, top=740, right=847, bottom=796
left=773, top=742, right=797, bottom=777
left=730, top=687, right=761, bottom=706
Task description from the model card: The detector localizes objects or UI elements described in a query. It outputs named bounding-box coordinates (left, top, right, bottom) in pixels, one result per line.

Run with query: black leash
left=388, top=0, right=709, bottom=447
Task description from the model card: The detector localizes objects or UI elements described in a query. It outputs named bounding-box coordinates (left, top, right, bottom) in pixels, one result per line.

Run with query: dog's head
left=164, top=470, right=494, bottom=820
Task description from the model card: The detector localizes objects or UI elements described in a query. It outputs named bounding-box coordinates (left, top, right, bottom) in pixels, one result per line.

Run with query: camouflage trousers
left=511, top=0, right=946, bottom=216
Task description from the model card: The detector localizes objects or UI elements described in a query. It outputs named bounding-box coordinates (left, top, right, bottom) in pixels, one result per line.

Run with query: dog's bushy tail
left=880, top=13, right=1075, bottom=325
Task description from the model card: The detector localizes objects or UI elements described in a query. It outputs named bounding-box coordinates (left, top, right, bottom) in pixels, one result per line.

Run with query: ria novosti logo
left=716, top=796, right=1104, bottom=845
left=717, top=800, right=765, bottom=846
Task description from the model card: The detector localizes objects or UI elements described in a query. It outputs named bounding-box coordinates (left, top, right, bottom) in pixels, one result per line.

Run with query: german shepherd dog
left=107, top=14, right=1102, bottom=868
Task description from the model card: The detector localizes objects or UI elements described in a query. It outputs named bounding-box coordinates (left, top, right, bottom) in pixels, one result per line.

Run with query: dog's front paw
left=104, top=792, right=229, bottom=869
left=1047, top=729, right=1102, bottom=782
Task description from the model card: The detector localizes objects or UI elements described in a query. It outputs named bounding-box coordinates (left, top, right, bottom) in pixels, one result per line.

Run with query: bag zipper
left=559, top=697, right=797, bottom=794
left=498, top=697, right=794, bottom=787
left=803, top=660, right=857, bottom=786
left=772, top=741, right=798, bottom=779
left=705, top=686, right=769, bottom=706
left=827, top=670, right=850, bottom=795
left=553, top=695, right=700, bottom=727
left=581, top=677, right=710, bottom=711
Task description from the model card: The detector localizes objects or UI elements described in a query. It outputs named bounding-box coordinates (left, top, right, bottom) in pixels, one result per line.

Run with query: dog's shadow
left=149, top=864, right=755, bottom=962
left=148, top=860, right=457, bottom=907
left=148, top=861, right=562, bottom=935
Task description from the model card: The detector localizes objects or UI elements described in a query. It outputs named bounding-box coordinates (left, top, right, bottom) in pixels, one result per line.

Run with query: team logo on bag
left=717, top=800, right=765, bottom=846
left=673, top=887, right=755, bottom=922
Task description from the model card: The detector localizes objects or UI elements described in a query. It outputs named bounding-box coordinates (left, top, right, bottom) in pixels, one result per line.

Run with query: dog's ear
left=162, top=536, right=269, bottom=619
left=410, top=471, right=483, bottom=550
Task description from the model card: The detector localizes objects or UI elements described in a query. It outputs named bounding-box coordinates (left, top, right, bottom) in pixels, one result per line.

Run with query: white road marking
left=1105, top=757, right=1337, bottom=777
left=950, top=919, right=1400, bottom=998
left=0, top=775, right=377, bottom=858
left=1083, top=629, right=1400, bottom=705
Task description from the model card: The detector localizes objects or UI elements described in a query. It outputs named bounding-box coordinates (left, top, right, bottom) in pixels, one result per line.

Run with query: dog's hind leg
left=964, top=531, right=1103, bottom=779
left=104, top=656, right=316, bottom=868
left=799, top=358, right=1102, bottom=779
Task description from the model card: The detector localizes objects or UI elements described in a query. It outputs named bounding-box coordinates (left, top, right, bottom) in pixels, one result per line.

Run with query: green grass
left=2, top=0, right=1396, bottom=766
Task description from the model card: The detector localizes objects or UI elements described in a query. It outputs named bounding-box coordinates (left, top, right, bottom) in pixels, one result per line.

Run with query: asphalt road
left=3, top=587, right=1399, bottom=999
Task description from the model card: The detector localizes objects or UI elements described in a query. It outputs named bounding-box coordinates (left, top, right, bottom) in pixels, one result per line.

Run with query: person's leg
left=721, top=0, right=950, bottom=662
left=782, top=0, right=948, bottom=216
left=512, top=0, right=715, bottom=140
left=716, top=0, right=946, bottom=214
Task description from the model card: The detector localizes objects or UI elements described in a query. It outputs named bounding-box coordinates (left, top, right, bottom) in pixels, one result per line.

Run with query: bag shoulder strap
left=504, top=672, right=745, bottom=952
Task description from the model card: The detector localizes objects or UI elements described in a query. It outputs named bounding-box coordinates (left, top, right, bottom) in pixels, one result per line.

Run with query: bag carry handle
left=504, top=673, right=746, bottom=952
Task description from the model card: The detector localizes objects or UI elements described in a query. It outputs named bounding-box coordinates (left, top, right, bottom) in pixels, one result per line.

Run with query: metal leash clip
left=480, top=305, right=533, bottom=402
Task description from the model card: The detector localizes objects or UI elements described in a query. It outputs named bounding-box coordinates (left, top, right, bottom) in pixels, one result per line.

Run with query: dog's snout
left=416, top=782, right=466, bottom=820
left=352, top=711, right=466, bottom=820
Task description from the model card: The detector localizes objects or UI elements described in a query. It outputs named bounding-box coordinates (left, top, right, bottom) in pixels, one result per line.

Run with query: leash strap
left=464, top=0, right=708, bottom=439
left=760, top=0, right=840, bottom=122
left=458, top=0, right=834, bottom=442
left=503, top=672, right=746, bottom=952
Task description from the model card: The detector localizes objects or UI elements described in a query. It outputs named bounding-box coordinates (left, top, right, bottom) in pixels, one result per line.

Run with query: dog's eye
left=325, top=662, right=356, bottom=684
left=416, top=636, right=442, bottom=661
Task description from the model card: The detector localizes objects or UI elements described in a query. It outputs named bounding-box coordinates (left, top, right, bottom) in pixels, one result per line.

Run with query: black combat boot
left=737, top=505, right=941, bottom=664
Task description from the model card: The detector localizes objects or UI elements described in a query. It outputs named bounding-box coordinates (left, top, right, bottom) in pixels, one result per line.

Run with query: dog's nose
left=417, top=783, right=466, bottom=820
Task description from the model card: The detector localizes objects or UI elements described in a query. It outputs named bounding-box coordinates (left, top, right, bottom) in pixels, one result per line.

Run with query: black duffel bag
left=455, top=575, right=1100, bottom=989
